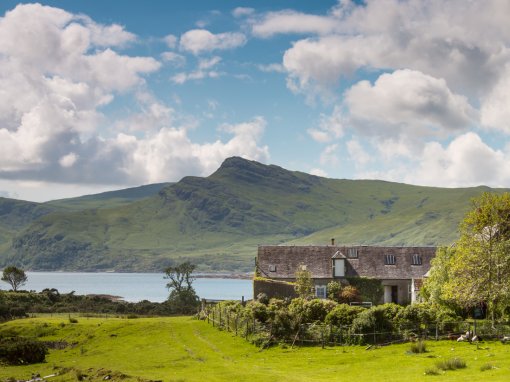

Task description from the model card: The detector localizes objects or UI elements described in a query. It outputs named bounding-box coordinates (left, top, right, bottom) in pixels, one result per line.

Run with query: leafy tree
left=444, top=192, right=510, bottom=325
left=294, top=265, right=314, bottom=299
left=327, top=281, right=343, bottom=302
left=164, top=262, right=200, bottom=314
left=1, top=266, right=28, bottom=291
left=422, top=246, right=456, bottom=305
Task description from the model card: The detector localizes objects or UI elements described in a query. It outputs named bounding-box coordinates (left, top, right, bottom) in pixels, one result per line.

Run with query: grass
left=2, top=316, right=510, bottom=382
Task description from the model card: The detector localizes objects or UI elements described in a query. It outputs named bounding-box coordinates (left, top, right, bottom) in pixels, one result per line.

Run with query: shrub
left=480, top=363, right=496, bottom=371
left=339, top=286, right=361, bottom=304
left=396, top=303, right=435, bottom=331
left=327, top=281, right=343, bottom=302
left=0, top=337, right=48, bottom=365
left=350, top=305, right=399, bottom=344
left=435, top=358, right=466, bottom=371
left=409, top=340, right=427, bottom=353
left=303, top=299, right=337, bottom=323
left=244, top=301, right=268, bottom=323
left=325, top=304, right=364, bottom=327
left=424, top=367, right=440, bottom=375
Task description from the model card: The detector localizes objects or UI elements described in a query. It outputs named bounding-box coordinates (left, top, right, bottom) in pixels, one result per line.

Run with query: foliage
left=164, top=262, right=200, bottom=314
left=443, top=192, right=510, bottom=324
left=1, top=266, right=28, bottom=292
left=294, top=266, right=314, bottom=299
left=396, top=303, right=436, bottom=330
left=350, top=304, right=402, bottom=343
left=345, top=277, right=383, bottom=304
left=326, top=281, right=343, bottom=301
left=325, top=304, right=364, bottom=326
left=303, top=299, right=337, bottom=323
left=244, top=301, right=268, bottom=323
left=339, top=285, right=361, bottom=304
left=0, top=337, right=47, bottom=365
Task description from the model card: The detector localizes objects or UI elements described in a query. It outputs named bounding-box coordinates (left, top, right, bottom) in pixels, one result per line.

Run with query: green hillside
left=45, top=182, right=170, bottom=211
left=0, top=157, right=503, bottom=272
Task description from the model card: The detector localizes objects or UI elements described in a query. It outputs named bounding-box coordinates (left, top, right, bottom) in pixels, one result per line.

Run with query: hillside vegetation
left=0, top=157, right=504, bottom=272
left=1, top=316, right=509, bottom=381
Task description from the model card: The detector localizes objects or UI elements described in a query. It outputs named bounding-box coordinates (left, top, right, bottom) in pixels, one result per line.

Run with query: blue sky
left=0, top=0, right=509, bottom=201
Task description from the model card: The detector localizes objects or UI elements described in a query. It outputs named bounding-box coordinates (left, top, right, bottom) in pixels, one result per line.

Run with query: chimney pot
left=331, top=238, right=335, bottom=246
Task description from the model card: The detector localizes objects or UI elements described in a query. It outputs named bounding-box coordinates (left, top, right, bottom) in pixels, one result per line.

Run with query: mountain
left=45, top=183, right=171, bottom=211
left=0, top=157, right=503, bottom=272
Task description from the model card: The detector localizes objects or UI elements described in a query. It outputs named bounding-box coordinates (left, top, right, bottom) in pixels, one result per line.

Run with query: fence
left=200, top=304, right=510, bottom=348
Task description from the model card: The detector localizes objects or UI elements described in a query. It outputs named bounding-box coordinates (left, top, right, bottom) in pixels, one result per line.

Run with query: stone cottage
left=254, top=243, right=436, bottom=304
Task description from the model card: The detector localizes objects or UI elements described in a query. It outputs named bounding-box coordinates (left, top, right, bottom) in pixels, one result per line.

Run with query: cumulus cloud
left=171, top=57, right=222, bottom=84
left=309, top=168, right=328, bottom=177
left=0, top=4, right=270, bottom=188
left=161, top=51, right=186, bottom=67
left=345, top=69, right=477, bottom=137
left=480, top=66, right=510, bottom=134
left=163, top=34, right=178, bottom=49
left=273, top=0, right=510, bottom=107
left=179, top=29, right=246, bottom=55
left=319, top=144, right=339, bottom=166
left=406, top=133, right=510, bottom=187
left=346, top=139, right=371, bottom=168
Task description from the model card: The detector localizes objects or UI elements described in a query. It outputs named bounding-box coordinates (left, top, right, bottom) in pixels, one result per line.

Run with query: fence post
left=321, top=327, right=325, bottom=349
left=227, top=312, right=230, bottom=332
left=235, top=315, right=238, bottom=336
left=219, top=308, right=222, bottom=328
left=245, top=319, right=249, bottom=338
left=212, top=309, right=215, bottom=327
left=435, top=322, right=438, bottom=341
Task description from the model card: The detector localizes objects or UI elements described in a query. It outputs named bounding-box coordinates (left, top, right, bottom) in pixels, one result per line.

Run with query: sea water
left=23, top=272, right=253, bottom=302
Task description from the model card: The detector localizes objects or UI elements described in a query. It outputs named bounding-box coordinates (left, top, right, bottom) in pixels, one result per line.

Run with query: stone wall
left=253, top=278, right=297, bottom=299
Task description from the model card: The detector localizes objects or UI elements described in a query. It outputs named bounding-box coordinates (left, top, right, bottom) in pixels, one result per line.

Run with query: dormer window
left=347, top=248, right=358, bottom=258
left=411, top=254, right=422, bottom=266
left=384, top=254, right=396, bottom=265
left=269, top=264, right=277, bottom=272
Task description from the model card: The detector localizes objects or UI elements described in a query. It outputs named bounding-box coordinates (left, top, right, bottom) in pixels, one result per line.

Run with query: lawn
left=1, top=316, right=510, bottom=381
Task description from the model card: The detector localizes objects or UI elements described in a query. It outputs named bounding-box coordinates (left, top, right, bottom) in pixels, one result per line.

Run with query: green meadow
left=2, top=316, right=510, bottom=381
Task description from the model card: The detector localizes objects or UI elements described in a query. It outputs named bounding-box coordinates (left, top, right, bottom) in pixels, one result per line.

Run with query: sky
left=1, top=0, right=510, bottom=202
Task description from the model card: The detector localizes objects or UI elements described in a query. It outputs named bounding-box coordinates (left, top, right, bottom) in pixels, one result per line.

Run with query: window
left=384, top=254, right=396, bottom=265
left=269, top=264, right=277, bottom=272
left=315, top=285, right=326, bottom=299
left=411, top=254, right=422, bottom=266
left=333, top=259, right=345, bottom=277
left=347, top=248, right=358, bottom=258
left=300, top=264, right=307, bottom=271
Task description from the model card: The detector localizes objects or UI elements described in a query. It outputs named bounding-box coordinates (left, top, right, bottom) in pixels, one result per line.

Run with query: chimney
left=331, top=238, right=335, bottom=246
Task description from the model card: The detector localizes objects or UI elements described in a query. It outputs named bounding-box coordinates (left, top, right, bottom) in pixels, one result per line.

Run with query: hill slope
left=0, top=157, right=501, bottom=272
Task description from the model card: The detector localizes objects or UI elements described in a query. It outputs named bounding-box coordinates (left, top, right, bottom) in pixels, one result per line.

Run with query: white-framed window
left=269, top=264, right=277, bottom=272
left=347, top=248, right=358, bottom=258
left=384, top=254, right=396, bottom=265
left=315, top=285, right=327, bottom=299
left=411, top=254, right=422, bottom=266
left=333, top=259, right=345, bottom=277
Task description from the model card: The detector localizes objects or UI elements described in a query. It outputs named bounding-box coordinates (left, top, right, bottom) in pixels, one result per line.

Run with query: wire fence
left=200, top=304, right=510, bottom=348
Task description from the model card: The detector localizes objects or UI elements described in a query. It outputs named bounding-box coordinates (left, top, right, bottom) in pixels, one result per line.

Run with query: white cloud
left=346, top=139, right=371, bottom=168
left=171, top=56, right=222, bottom=84
left=179, top=29, right=246, bottom=55
left=257, top=63, right=285, bottom=73
left=308, top=105, right=345, bottom=143
left=252, top=10, right=340, bottom=38
left=0, top=4, right=269, bottom=189
left=309, top=168, right=328, bottom=177
left=232, top=7, right=255, bottom=18
left=274, top=0, right=510, bottom=102
left=59, top=152, right=78, bottom=168
left=161, top=51, right=186, bottom=67
left=480, top=65, right=510, bottom=134
left=345, top=69, right=477, bottom=137
left=406, top=133, right=510, bottom=187
left=319, top=144, right=339, bottom=166
left=163, top=34, right=178, bottom=49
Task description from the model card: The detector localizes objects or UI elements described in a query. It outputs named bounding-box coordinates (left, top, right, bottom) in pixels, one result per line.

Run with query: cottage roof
left=257, top=245, right=436, bottom=280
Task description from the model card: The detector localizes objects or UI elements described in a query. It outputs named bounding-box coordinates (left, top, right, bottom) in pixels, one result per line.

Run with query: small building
left=254, top=244, right=436, bottom=304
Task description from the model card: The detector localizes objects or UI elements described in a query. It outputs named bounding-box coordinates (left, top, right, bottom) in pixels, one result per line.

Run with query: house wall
left=253, top=278, right=297, bottom=299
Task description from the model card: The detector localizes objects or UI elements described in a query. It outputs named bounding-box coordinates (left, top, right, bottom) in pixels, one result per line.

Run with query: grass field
left=2, top=316, right=510, bottom=381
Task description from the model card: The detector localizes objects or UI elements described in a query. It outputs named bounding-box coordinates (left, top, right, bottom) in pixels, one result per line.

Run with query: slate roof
left=257, top=245, right=436, bottom=280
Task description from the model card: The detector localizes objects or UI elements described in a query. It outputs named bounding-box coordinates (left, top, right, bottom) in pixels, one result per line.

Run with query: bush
left=409, top=340, right=427, bottom=353
left=350, top=304, right=400, bottom=344
left=325, top=304, right=364, bottom=327
left=244, top=301, right=268, bottom=323
left=396, top=303, right=435, bottom=331
left=303, top=299, right=337, bottom=323
left=0, top=337, right=48, bottom=365
left=435, top=358, right=466, bottom=371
